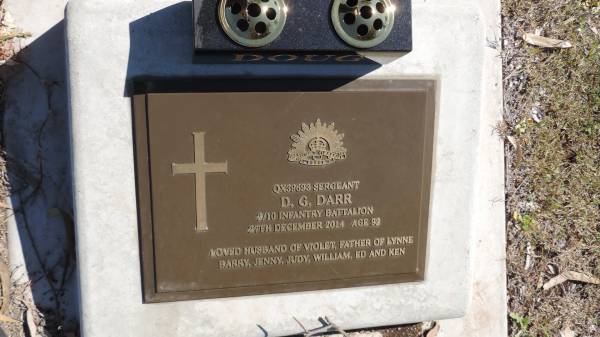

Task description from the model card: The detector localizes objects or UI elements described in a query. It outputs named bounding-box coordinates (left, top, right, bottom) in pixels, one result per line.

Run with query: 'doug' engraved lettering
left=172, top=132, right=228, bottom=233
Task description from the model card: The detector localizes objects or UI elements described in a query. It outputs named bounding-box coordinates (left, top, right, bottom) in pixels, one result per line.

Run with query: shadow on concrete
left=125, top=1, right=383, bottom=97
left=0, top=20, right=78, bottom=336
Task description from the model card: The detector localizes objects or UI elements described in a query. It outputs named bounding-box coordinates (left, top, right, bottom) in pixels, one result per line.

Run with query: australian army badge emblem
left=288, top=119, right=347, bottom=166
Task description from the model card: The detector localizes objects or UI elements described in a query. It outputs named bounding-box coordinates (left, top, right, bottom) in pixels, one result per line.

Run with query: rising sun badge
left=288, top=119, right=347, bottom=166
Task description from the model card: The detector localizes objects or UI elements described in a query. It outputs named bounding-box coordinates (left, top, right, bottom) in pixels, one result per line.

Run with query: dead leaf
left=0, top=313, right=19, bottom=324
left=2, top=10, right=15, bottom=26
left=507, top=136, right=523, bottom=165
left=523, top=33, right=573, bottom=48
left=589, top=19, right=599, bottom=37
left=546, top=263, right=559, bottom=276
left=543, top=270, right=600, bottom=290
left=426, top=323, right=440, bottom=337
left=0, top=261, right=10, bottom=314
left=530, top=106, right=543, bottom=123
left=0, top=31, right=32, bottom=42
left=560, top=326, right=576, bottom=337
left=25, top=307, right=40, bottom=337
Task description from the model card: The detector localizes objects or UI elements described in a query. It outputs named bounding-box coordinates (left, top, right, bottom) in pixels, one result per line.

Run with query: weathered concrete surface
left=436, top=0, right=507, bottom=335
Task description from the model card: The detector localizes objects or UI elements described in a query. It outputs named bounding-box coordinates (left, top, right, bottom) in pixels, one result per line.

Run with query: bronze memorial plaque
left=133, top=79, right=436, bottom=302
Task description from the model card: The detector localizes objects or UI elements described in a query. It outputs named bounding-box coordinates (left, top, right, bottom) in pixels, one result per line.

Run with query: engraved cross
left=172, top=132, right=228, bottom=232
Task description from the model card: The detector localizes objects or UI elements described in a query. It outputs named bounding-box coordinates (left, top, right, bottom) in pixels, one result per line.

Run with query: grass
left=502, top=0, right=600, bottom=336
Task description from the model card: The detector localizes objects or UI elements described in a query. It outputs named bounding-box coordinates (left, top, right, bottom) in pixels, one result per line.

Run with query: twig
left=14, top=193, right=61, bottom=315
left=293, top=317, right=308, bottom=333
left=294, top=317, right=349, bottom=337
left=323, top=317, right=349, bottom=337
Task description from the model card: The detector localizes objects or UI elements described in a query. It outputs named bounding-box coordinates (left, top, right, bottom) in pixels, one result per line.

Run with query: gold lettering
left=279, top=209, right=323, bottom=220
left=387, top=236, right=414, bottom=245
left=210, top=247, right=241, bottom=258
left=233, top=53, right=263, bottom=62
left=335, top=54, right=364, bottom=62
left=313, top=251, right=352, bottom=262
left=281, top=196, right=292, bottom=208
left=298, top=195, right=310, bottom=207
left=316, top=193, right=353, bottom=206
left=368, top=249, right=387, bottom=258
left=272, top=180, right=360, bottom=194
left=212, top=235, right=413, bottom=270
left=218, top=258, right=252, bottom=269
left=325, top=206, right=374, bottom=217
left=303, top=241, right=337, bottom=251
left=268, top=54, right=298, bottom=62
left=232, top=54, right=365, bottom=63
left=254, top=256, right=285, bottom=267
left=304, top=54, right=335, bottom=62
left=355, top=250, right=367, bottom=259
left=287, top=254, right=311, bottom=264
left=389, top=247, right=406, bottom=256
left=244, top=244, right=288, bottom=256
left=339, top=239, right=372, bottom=249
left=312, top=180, right=360, bottom=192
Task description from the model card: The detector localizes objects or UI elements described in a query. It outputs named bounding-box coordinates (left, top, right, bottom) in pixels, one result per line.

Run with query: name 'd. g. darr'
left=280, top=193, right=352, bottom=208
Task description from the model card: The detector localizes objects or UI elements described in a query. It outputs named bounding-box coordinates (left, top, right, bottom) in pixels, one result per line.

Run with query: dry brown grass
left=502, top=0, right=600, bottom=336
left=0, top=2, right=26, bottom=62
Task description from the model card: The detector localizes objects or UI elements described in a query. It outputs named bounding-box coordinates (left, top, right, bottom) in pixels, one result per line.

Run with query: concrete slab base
left=4, top=0, right=505, bottom=336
